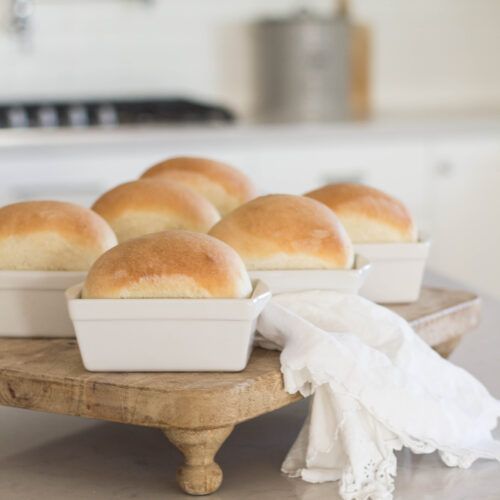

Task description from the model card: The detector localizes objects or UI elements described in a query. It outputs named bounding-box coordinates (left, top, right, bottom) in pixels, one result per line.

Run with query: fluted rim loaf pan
left=0, top=270, right=85, bottom=337
left=248, top=255, right=370, bottom=294
left=65, top=280, right=271, bottom=372
left=354, top=234, right=431, bottom=304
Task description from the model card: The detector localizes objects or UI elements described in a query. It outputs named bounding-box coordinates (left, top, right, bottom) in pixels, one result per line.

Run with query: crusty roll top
left=92, top=179, right=220, bottom=242
left=306, top=183, right=417, bottom=243
left=0, top=201, right=117, bottom=271
left=141, top=156, right=256, bottom=215
left=82, top=230, right=253, bottom=299
left=209, top=194, right=354, bottom=270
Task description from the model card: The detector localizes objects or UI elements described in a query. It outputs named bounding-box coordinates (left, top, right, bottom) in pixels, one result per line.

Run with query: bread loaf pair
left=0, top=201, right=251, bottom=301
left=91, top=156, right=256, bottom=243
left=205, top=184, right=416, bottom=271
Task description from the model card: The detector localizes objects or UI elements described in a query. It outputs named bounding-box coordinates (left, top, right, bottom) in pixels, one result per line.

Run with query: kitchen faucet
left=10, top=0, right=33, bottom=35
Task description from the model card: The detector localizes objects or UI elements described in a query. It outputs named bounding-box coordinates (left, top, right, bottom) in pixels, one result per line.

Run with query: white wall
left=428, top=140, right=500, bottom=300
left=1, top=0, right=500, bottom=117
left=356, top=0, right=500, bottom=114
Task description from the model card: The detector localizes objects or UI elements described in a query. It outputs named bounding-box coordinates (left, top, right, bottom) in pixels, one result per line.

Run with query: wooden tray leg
left=163, top=425, right=234, bottom=496
left=434, top=336, right=462, bottom=358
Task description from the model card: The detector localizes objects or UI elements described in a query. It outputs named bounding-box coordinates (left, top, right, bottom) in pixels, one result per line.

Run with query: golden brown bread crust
left=91, top=179, right=220, bottom=240
left=208, top=194, right=354, bottom=270
left=305, top=183, right=417, bottom=243
left=140, top=156, right=256, bottom=214
left=82, top=230, right=252, bottom=299
left=0, top=201, right=114, bottom=249
left=0, top=201, right=117, bottom=270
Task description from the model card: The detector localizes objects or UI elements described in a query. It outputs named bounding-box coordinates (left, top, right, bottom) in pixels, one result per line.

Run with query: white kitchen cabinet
left=0, top=128, right=429, bottom=218
left=426, top=138, right=500, bottom=299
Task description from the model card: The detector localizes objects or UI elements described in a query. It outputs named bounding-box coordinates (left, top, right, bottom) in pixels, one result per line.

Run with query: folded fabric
left=256, top=291, right=500, bottom=500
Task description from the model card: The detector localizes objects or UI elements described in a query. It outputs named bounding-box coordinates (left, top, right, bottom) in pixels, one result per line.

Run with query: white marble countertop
left=0, top=274, right=499, bottom=499
left=1, top=114, right=500, bottom=150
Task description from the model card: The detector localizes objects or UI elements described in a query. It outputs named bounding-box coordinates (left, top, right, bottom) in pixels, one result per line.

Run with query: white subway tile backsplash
left=1, top=0, right=500, bottom=116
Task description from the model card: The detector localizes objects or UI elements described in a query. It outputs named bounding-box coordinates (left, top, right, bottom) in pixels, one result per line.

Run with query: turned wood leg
left=163, top=425, right=234, bottom=496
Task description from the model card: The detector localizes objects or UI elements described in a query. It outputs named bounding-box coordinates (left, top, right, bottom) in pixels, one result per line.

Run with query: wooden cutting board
left=338, top=0, right=372, bottom=119
left=350, top=21, right=371, bottom=119
left=0, top=287, right=481, bottom=496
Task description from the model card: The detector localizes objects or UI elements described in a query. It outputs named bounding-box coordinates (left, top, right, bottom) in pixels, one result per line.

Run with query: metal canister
left=255, top=10, right=351, bottom=123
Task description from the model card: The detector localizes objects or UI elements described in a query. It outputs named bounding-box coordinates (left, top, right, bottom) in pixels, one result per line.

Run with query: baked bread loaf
left=209, top=194, right=353, bottom=270
left=141, top=156, right=256, bottom=215
left=92, top=179, right=220, bottom=242
left=306, top=183, right=417, bottom=243
left=82, top=230, right=252, bottom=299
left=0, top=200, right=117, bottom=271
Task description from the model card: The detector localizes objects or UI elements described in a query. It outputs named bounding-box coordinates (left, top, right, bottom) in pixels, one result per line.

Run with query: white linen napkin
left=256, top=291, right=500, bottom=500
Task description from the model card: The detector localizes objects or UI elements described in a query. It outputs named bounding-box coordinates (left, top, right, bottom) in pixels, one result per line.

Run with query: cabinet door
left=249, top=141, right=428, bottom=220
left=428, top=138, right=500, bottom=299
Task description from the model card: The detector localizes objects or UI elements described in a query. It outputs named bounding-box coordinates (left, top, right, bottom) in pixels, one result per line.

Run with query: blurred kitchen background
left=0, top=0, right=499, bottom=299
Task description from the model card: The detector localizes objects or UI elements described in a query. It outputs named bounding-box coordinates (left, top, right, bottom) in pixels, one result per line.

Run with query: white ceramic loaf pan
left=355, top=235, right=431, bottom=304
left=248, top=255, right=370, bottom=294
left=66, top=280, right=271, bottom=372
left=0, top=270, right=85, bottom=337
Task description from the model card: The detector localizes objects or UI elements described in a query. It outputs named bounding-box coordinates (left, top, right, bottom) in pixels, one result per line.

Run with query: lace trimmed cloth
left=256, top=291, right=500, bottom=500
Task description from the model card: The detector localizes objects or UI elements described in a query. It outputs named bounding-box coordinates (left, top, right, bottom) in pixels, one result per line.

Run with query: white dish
left=248, top=255, right=370, bottom=294
left=0, top=270, right=85, bottom=337
left=66, top=280, right=271, bottom=372
left=354, top=235, right=431, bottom=304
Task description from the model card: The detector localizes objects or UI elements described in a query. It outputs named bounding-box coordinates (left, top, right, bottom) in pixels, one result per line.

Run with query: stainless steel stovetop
left=0, top=98, right=235, bottom=129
